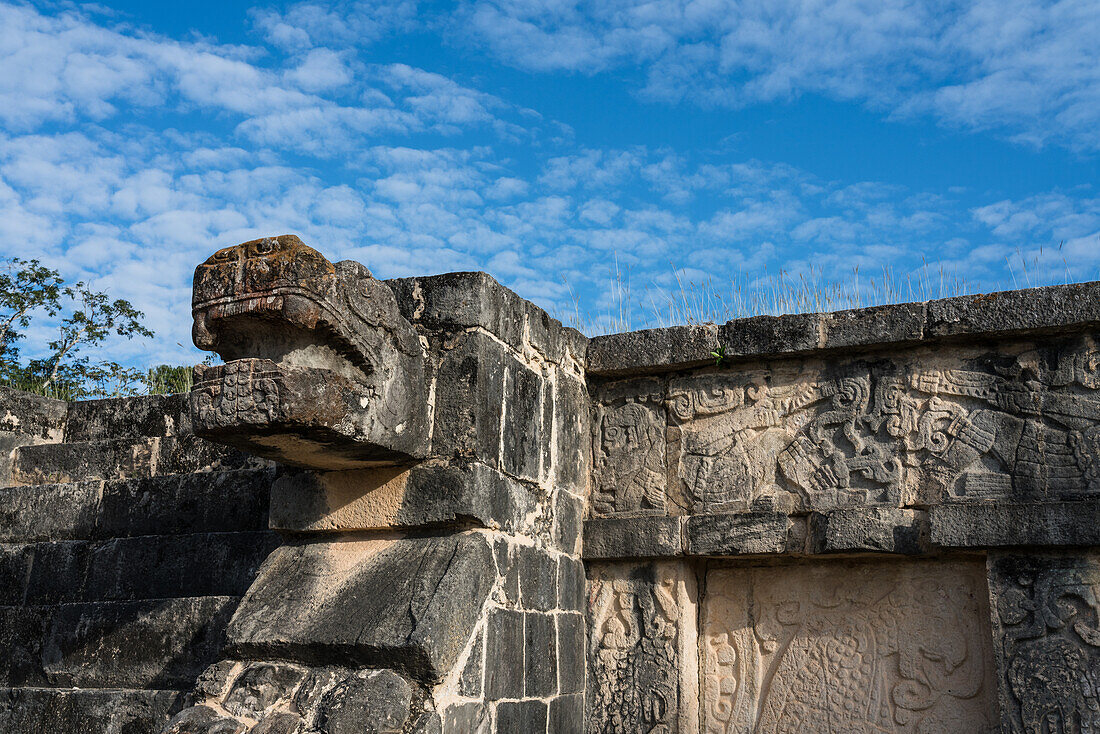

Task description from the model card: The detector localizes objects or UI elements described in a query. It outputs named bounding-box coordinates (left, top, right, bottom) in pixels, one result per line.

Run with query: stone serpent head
left=190, top=235, right=429, bottom=469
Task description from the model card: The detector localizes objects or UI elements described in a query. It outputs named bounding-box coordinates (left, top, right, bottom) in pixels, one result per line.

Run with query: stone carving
left=988, top=553, right=1100, bottom=734
left=703, top=560, right=997, bottom=733
left=592, top=335, right=1100, bottom=515
left=190, top=235, right=429, bottom=469
left=587, top=563, right=692, bottom=733
left=593, top=394, right=667, bottom=515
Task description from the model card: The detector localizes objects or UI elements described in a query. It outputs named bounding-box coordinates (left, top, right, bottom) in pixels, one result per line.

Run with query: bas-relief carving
left=593, top=336, right=1100, bottom=515
left=592, top=388, right=668, bottom=516
left=703, top=561, right=997, bottom=734
left=989, top=554, right=1100, bottom=734
left=587, top=563, right=695, bottom=733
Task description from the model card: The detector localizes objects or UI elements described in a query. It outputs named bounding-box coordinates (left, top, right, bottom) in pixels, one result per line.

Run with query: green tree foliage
left=0, top=257, right=192, bottom=399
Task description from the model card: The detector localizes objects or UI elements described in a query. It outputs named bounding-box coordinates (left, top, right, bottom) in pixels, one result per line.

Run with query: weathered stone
left=548, top=694, right=584, bottom=734
left=269, top=461, right=534, bottom=533
left=552, top=490, right=584, bottom=555
left=587, top=562, right=696, bottom=734
left=821, top=301, right=925, bottom=350
left=927, top=282, right=1100, bottom=339
left=458, top=627, right=483, bottom=697
left=441, top=701, right=489, bottom=734
left=316, top=669, right=414, bottom=734
left=987, top=552, right=1100, bottom=733
left=96, top=469, right=274, bottom=538
left=556, top=612, right=585, bottom=696
left=524, top=612, right=558, bottom=697
left=0, top=687, right=184, bottom=734
left=189, top=235, right=429, bottom=470
left=227, top=534, right=493, bottom=682
left=163, top=705, right=246, bottom=734
left=16, top=532, right=276, bottom=604
left=0, top=385, right=66, bottom=440
left=251, top=711, right=303, bottom=734
left=702, top=559, right=997, bottom=733
left=34, top=597, right=238, bottom=689
left=931, top=501, right=1100, bottom=548
left=686, top=512, right=801, bottom=556
left=65, top=393, right=190, bottom=442
left=492, top=538, right=521, bottom=607
left=809, top=507, right=929, bottom=554
left=553, top=374, right=591, bottom=494
left=495, top=699, right=547, bottom=732
left=586, top=324, right=719, bottom=376
left=0, top=480, right=102, bottom=542
left=9, top=435, right=260, bottom=486
left=389, top=271, right=526, bottom=347
left=720, top=312, right=822, bottom=358
left=484, top=608, right=524, bottom=700
left=516, top=544, right=558, bottom=612
left=557, top=556, right=585, bottom=612
left=222, top=662, right=308, bottom=720
left=583, top=516, right=682, bottom=559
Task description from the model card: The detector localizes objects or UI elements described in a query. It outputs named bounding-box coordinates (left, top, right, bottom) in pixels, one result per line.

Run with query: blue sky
left=1, top=0, right=1099, bottom=367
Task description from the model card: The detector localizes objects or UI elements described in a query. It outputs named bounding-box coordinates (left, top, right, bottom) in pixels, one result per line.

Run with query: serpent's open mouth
left=188, top=235, right=429, bottom=470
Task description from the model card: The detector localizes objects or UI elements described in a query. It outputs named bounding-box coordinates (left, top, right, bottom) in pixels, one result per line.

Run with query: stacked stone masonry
left=3, top=235, right=1100, bottom=733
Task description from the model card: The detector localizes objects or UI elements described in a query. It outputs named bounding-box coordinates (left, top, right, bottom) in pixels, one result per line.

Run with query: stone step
left=64, top=393, right=190, bottom=443
left=9, top=435, right=267, bottom=486
left=0, top=387, right=67, bottom=442
left=0, top=596, right=239, bottom=690
left=0, top=531, right=278, bottom=605
left=0, top=468, right=276, bottom=543
left=0, top=686, right=186, bottom=734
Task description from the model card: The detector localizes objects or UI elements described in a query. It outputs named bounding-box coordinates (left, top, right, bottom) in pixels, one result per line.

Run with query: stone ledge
left=582, top=515, right=682, bottom=559
left=584, top=501, right=1100, bottom=559
left=586, top=280, right=1100, bottom=375
left=931, top=501, right=1100, bottom=548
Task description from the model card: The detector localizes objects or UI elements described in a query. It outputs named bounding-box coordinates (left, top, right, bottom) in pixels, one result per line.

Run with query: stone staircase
left=0, top=388, right=278, bottom=733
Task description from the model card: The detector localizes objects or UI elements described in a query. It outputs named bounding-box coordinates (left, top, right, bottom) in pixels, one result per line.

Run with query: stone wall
left=585, top=282, right=1100, bottom=734
left=4, top=237, right=1100, bottom=734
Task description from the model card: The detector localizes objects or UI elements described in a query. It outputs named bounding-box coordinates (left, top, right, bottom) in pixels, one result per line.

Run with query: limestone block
left=189, top=235, right=429, bottom=469
left=592, top=332, right=1100, bottom=517
left=430, top=329, right=551, bottom=483
left=65, top=393, right=190, bottom=442
left=702, top=559, right=998, bottom=733
left=809, top=507, right=929, bottom=554
left=586, top=562, right=698, bottom=734
left=582, top=516, right=682, bottom=559
left=0, top=687, right=184, bottom=734
left=932, top=501, right=1100, bottom=548
left=0, top=385, right=66, bottom=440
left=269, top=461, right=534, bottom=533
left=227, top=533, right=494, bottom=683
left=987, top=553, right=1100, bottom=734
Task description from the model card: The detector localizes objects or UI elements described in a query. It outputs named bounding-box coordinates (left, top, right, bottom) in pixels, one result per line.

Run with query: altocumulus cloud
left=0, top=0, right=1097, bottom=367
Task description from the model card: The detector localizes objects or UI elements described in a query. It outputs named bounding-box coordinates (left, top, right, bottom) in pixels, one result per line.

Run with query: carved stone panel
left=988, top=553, right=1100, bottom=734
left=703, top=559, right=998, bottom=733
left=592, top=334, right=1100, bottom=516
left=586, top=562, right=697, bottom=734
left=592, top=380, right=669, bottom=516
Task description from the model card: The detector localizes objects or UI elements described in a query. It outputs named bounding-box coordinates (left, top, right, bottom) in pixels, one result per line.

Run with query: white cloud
left=457, top=0, right=1100, bottom=150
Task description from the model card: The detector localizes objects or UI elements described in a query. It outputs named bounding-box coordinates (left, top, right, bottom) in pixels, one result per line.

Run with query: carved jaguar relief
left=703, top=560, right=997, bottom=734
